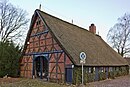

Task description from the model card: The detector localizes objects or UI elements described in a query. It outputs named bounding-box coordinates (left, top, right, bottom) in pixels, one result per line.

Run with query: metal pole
left=82, top=63, right=83, bottom=85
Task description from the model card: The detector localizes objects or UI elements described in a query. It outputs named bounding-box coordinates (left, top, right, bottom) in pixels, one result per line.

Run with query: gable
left=23, top=13, right=63, bottom=54
left=21, top=10, right=73, bottom=78
left=22, top=10, right=73, bottom=64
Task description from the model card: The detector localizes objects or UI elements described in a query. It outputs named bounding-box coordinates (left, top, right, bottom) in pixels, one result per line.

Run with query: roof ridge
left=36, top=9, right=90, bottom=32
left=36, top=9, right=103, bottom=38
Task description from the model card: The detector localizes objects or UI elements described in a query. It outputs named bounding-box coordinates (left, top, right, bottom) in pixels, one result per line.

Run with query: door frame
left=32, top=54, right=49, bottom=79
left=65, top=65, right=73, bottom=83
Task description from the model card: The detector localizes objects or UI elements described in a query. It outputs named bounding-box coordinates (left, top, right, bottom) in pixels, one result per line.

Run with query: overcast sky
left=10, top=0, right=130, bottom=42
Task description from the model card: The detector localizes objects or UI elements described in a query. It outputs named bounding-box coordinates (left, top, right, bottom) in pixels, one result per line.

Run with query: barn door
left=35, top=57, right=41, bottom=78
left=65, top=67, right=73, bottom=83
left=33, top=55, right=48, bottom=79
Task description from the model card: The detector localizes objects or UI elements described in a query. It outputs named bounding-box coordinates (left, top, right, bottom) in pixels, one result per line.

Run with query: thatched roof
left=124, top=57, right=130, bottom=65
left=31, top=9, right=128, bottom=66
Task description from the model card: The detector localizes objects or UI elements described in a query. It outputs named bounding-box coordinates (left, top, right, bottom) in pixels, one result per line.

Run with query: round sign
left=80, top=52, right=86, bottom=60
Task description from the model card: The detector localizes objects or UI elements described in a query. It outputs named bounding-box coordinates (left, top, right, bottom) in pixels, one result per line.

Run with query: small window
left=93, top=67, right=95, bottom=72
left=36, top=21, right=39, bottom=25
left=91, top=67, right=94, bottom=73
left=116, top=67, right=119, bottom=71
left=36, top=20, right=41, bottom=26
left=109, top=67, right=113, bottom=72
left=88, top=67, right=91, bottom=73
left=86, top=67, right=94, bottom=73
left=99, top=67, right=104, bottom=72
left=101, top=67, right=104, bottom=72
left=85, top=67, right=89, bottom=73
left=87, top=67, right=94, bottom=73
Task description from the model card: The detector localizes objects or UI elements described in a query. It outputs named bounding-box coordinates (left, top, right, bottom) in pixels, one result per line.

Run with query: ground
left=87, top=75, right=130, bottom=87
left=0, top=75, right=130, bottom=87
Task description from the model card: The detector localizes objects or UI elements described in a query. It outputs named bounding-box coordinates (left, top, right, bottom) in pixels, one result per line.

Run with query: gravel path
left=86, top=75, right=130, bottom=87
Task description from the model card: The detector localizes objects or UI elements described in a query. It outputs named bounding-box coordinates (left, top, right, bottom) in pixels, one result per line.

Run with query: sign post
left=80, top=52, right=86, bottom=86
left=82, top=62, right=83, bottom=85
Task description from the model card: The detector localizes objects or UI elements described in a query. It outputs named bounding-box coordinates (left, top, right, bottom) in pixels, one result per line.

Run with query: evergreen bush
left=0, top=41, right=22, bottom=77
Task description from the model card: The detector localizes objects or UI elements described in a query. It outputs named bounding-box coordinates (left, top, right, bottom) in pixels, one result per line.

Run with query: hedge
left=72, top=66, right=129, bottom=85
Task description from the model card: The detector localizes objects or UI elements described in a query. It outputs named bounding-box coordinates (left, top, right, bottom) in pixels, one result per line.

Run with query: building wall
left=20, top=55, right=33, bottom=78
left=20, top=15, right=72, bottom=82
left=73, top=66, right=129, bottom=84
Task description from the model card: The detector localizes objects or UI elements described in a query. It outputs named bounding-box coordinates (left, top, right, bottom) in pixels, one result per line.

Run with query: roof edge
left=35, top=9, right=91, bottom=33
left=36, top=9, right=77, bottom=65
left=21, top=10, right=38, bottom=56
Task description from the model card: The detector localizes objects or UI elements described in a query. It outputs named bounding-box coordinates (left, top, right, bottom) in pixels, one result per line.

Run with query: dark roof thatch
left=124, top=58, right=130, bottom=65
left=28, top=9, right=128, bottom=66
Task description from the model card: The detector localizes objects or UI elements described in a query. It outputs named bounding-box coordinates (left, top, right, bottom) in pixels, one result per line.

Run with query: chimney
left=89, top=24, right=96, bottom=34
left=39, top=4, right=41, bottom=10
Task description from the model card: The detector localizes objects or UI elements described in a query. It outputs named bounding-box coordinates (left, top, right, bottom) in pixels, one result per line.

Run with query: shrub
left=73, top=67, right=82, bottom=84
left=0, top=41, right=22, bottom=77
left=99, top=72, right=106, bottom=80
left=85, top=73, right=95, bottom=82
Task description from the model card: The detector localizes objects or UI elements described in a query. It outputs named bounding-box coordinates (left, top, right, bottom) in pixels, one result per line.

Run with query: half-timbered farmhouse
left=20, top=9, right=129, bottom=84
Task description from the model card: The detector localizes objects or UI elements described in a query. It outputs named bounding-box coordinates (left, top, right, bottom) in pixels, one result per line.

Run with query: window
left=109, top=67, right=113, bottom=72
left=93, top=67, right=95, bottom=72
left=85, top=67, right=88, bottom=73
left=88, top=67, right=94, bottom=73
left=98, top=67, right=104, bottom=72
left=36, top=20, right=41, bottom=26
left=86, top=67, right=95, bottom=73
left=88, top=67, right=91, bottom=73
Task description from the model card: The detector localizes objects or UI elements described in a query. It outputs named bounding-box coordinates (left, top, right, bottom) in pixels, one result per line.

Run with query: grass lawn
left=1, top=75, right=130, bottom=87
left=0, top=78, right=70, bottom=87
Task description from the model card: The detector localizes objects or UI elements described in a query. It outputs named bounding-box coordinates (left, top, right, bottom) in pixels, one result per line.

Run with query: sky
left=9, top=0, right=130, bottom=42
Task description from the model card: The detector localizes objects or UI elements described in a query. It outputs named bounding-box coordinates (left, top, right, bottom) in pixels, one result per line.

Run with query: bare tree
left=107, top=13, right=130, bottom=57
left=0, top=0, right=29, bottom=43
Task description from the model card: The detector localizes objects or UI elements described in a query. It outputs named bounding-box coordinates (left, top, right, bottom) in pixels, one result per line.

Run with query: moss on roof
left=32, top=9, right=128, bottom=66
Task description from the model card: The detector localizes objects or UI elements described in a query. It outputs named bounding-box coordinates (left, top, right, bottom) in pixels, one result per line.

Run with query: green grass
left=0, top=78, right=96, bottom=87
left=1, top=75, right=129, bottom=87
left=0, top=79, right=70, bottom=87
